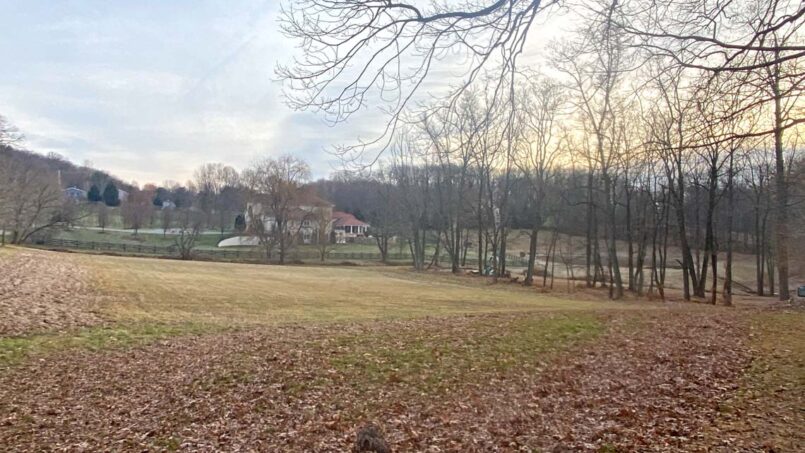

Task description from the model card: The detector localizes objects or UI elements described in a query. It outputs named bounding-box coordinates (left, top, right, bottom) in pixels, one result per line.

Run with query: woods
left=277, top=0, right=805, bottom=300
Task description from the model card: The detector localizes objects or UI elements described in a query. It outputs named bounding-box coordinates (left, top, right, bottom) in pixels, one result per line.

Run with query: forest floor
left=0, top=246, right=802, bottom=451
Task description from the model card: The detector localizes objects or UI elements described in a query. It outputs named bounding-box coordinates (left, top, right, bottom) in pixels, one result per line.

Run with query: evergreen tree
left=103, top=182, right=120, bottom=207
left=87, top=184, right=102, bottom=203
left=234, top=214, right=246, bottom=233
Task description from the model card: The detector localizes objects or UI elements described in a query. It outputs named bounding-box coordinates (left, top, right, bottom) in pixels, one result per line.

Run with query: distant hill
left=0, top=145, right=130, bottom=191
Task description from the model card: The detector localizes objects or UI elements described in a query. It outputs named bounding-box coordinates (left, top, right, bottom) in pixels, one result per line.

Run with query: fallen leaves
left=692, top=310, right=805, bottom=452
left=0, top=249, right=104, bottom=336
left=1, top=249, right=799, bottom=451
left=0, top=308, right=769, bottom=452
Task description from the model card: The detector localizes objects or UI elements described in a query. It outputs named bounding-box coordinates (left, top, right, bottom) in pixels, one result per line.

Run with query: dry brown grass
left=74, top=252, right=635, bottom=327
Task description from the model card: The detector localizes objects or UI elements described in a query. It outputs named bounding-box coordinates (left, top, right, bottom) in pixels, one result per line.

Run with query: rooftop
left=332, top=211, right=369, bottom=227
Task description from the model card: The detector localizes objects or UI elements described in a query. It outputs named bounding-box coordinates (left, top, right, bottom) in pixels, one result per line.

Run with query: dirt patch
left=0, top=309, right=758, bottom=451
left=0, top=248, right=104, bottom=336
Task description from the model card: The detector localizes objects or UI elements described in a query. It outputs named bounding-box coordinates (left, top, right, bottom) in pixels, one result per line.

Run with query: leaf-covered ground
left=1, top=247, right=802, bottom=451
left=0, top=248, right=104, bottom=336
left=693, top=310, right=805, bottom=452
left=1, top=308, right=788, bottom=452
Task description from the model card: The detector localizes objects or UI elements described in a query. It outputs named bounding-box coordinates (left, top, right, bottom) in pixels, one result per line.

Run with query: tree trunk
left=625, top=180, right=635, bottom=292
left=723, top=152, right=735, bottom=306
left=710, top=251, right=718, bottom=305
left=603, top=172, right=623, bottom=299
left=755, top=198, right=765, bottom=296
left=772, top=71, right=790, bottom=300
left=524, top=228, right=539, bottom=286
left=585, top=172, right=594, bottom=287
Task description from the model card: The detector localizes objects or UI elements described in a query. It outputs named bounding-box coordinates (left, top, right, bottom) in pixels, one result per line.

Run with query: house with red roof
left=331, top=211, right=370, bottom=243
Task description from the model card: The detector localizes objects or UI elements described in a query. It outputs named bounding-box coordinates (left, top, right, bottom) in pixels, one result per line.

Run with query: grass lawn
left=74, top=206, right=125, bottom=229
left=77, top=253, right=629, bottom=326
left=55, top=228, right=432, bottom=255
left=55, top=228, right=226, bottom=249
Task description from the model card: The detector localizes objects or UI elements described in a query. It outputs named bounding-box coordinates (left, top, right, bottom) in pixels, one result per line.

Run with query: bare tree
left=243, top=155, right=311, bottom=265
left=621, top=0, right=804, bottom=74
left=174, top=210, right=203, bottom=260
left=0, top=154, right=64, bottom=244
left=0, top=115, right=23, bottom=147
left=161, top=207, right=173, bottom=237
left=365, top=167, right=401, bottom=263
left=121, top=188, right=153, bottom=236
left=553, top=0, right=634, bottom=298
left=194, top=163, right=240, bottom=234
left=514, top=74, right=564, bottom=285
left=756, top=23, right=803, bottom=300
left=422, top=96, right=477, bottom=273
left=644, top=63, right=702, bottom=300
left=97, top=203, right=108, bottom=232
left=278, top=0, right=561, bottom=160
left=390, top=134, right=432, bottom=271
left=313, top=207, right=334, bottom=262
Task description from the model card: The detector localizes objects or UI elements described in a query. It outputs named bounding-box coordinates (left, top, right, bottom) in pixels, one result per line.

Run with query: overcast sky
left=1, top=1, right=566, bottom=185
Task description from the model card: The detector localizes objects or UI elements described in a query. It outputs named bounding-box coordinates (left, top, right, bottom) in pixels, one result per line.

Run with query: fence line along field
left=0, top=246, right=802, bottom=451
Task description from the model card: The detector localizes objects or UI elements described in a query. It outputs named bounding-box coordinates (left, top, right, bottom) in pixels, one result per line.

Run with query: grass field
left=0, top=247, right=802, bottom=451
left=51, top=226, right=778, bottom=295
left=53, top=227, right=425, bottom=255
left=0, top=247, right=626, bottom=365
left=54, top=228, right=226, bottom=249
left=77, top=252, right=624, bottom=326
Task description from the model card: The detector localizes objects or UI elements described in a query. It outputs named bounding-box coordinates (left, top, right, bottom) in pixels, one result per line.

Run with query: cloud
left=0, top=0, right=569, bottom=186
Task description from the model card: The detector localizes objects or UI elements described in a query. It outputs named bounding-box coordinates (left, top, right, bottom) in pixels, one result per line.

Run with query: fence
left=27, top=237, right=561, bottom=268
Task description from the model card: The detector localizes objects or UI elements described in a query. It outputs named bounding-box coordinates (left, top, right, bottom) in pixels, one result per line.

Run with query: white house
left=63, top=186, right=87, bottom=201
left=246, top=192, right=334, bottom=245
left=331, top=211, right=370, bottom=243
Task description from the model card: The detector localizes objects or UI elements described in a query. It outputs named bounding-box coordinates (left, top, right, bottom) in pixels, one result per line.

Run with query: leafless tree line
left=0, top=147, right=80, bottom=245
left=279, top=0, right=804, bottom=301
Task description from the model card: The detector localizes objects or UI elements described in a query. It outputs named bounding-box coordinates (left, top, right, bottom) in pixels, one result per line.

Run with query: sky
left=0, top=1, right=566, bottom=185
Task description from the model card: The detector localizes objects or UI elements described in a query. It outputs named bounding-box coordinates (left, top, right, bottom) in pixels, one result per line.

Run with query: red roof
left=332, top=211, right=369, bottom=227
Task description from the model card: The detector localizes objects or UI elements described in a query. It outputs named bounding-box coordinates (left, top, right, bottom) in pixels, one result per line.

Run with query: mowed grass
left=329, top=314, right=604, bottom=392
left=0, top=323, right=215, bottom=365
left=77, top=253, right=629, bottom=327
left=55, top=228, right=225, bottom=249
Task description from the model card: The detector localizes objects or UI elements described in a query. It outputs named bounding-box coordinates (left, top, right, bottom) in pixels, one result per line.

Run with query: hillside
left=0, top=145, right=130, bottom=191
